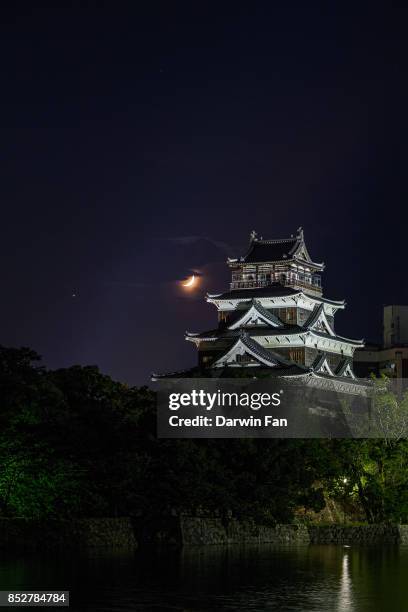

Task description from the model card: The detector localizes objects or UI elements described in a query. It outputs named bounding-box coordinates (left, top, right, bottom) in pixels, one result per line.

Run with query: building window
left=289, top=348, right=304, bottom=364
left=236, top=353, right=254, bottom=364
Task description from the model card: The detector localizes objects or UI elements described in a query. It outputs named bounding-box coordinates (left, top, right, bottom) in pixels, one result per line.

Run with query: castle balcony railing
left=230, top=280, right=270, bottom=290
left=285, top=278, right=323, bottom=293
left=230, top=278, right=322, bottom=293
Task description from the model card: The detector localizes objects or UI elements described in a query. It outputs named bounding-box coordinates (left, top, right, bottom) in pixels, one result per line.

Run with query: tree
left=0, top=346, right=83, bottom=518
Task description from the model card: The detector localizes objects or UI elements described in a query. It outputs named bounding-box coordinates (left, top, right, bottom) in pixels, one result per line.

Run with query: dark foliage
left=1, top=346, right=406, bottom=523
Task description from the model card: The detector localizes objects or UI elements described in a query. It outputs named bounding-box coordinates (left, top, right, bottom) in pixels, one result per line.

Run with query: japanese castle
left=154, top=228, right=365, bottom=392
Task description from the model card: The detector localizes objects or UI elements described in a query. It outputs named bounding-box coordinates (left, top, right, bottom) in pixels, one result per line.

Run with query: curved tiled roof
left=227, top=299, right=284, bottom=330
left=311, top=353, right=333, bottom=373
left=207, top=284, right=345, bottom=306
left=252, top=300, right=284, bottom=326
left=239, top=332, right=294, bottom=367
left=212, top=332, right=308, bottom=373
left=186, top=324, right=303, bottom=341
left=232, top=229, right=324, bottom=268
left=335, top=358, right=354, bottom=377
left=187, top=325, right=363, bottom=347
left=304, top=303, right=325, bottom=328
left=242, top=237, right=299, bottom=263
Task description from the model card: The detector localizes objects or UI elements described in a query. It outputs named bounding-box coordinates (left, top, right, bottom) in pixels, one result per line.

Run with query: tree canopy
left=1, top=345, right=407, bottom=524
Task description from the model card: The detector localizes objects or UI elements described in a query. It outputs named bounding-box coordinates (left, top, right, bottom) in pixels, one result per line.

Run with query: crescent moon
left=183, top=274, right=195, bottom=287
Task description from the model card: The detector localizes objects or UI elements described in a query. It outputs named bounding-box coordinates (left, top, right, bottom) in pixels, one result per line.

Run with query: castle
left=154, top=228, right=365, bottom=393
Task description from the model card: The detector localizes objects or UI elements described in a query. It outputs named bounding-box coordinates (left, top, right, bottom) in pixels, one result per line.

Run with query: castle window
left=289, top=348, right=305, bottom=364
left=236, top=353, right=254, bottom=364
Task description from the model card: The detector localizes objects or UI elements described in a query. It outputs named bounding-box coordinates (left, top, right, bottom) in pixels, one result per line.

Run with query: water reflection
left=1, top=544, right=408, bottom=611
left=338, top=551, right=353, bottom=612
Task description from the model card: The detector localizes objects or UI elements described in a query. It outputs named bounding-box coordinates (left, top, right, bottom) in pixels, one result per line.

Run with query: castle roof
left=227, top=299, right=284, bottom=330
left=237, top=332, right=294, bottom=366
left=187, top=297, right=363, bottom=346
left=211, top=332, right=308, bottom=371
left=186, top=325, right=302, bottom=341
left=152, top=363, right=306, bottom=380
left=242, top=237, right=299, bottom=263
left=186, top=325, right=364, bottom=346
left=228, top=227, right=324, bottom=269
left=207, top=284, right=345, bottom=307
left=334, top=357, right=356, bottom=378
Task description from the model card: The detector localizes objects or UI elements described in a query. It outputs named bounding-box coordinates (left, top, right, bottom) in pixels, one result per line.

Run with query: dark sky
left=1, top=2, right=407, bottom=384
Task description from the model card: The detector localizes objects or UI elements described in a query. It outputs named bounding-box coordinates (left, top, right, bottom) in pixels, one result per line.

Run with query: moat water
left=1, top=544, right=407, bottom=611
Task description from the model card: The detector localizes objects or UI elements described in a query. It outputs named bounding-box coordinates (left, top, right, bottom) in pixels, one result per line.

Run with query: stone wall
left=0, top=518, right=136, bottom=551
left=396, top=524, right=408, bottom=545
left=72, top=518, right=137, bottom=549
left=308, top=524, right=400, bottom=545
left=2, top=517, right=408, bottom=551
left=180, top=518, right=408, bottom=546
left=180, top=517, right=309, bottom=546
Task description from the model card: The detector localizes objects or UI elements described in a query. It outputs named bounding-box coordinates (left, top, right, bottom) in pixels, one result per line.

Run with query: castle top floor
left=227, top=227, right=324, bottom=297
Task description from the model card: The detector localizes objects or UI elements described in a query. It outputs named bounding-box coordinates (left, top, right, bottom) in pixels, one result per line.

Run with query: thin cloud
left=167, top=235, right=236, bottom=253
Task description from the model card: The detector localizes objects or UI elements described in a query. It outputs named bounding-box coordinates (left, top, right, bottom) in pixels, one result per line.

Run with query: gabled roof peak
left=227, top=299, right=284, bottom=330
left=303, top=303, right=335, bottom=336
left=212, top=333, right=298, bottom=369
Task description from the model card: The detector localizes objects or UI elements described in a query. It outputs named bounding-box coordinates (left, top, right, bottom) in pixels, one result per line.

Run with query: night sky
left=1, top=2, right=407, bottom=385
